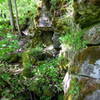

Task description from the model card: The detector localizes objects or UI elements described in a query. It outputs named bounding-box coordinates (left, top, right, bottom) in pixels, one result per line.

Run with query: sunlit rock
left=63, top=72, right=71, bottom=94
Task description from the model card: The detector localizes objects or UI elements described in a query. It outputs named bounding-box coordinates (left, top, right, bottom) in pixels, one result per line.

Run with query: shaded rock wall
left=73, top=0, right=100, bottom=28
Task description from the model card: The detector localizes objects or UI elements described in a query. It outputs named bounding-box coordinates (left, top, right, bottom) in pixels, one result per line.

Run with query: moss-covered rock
left=64, top=46, right=100, bottom=100
left=73, top=0, right=100, bottom=28
left=22, top=50, right=33, bottom=78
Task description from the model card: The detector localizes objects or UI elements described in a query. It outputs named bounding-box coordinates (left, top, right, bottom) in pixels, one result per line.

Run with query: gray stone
left=84, top=24, right=100, bottom=44
left=84, top=90, right=100, bottom=100
left=38, top=5, right=52, bottom=28
left=64, top=46, right=100, bottom=100
left=52, top=32, right=61, bottom=50
left=80, top=59, right=100, bottom=79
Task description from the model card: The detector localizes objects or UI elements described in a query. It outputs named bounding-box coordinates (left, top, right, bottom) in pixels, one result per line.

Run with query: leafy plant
left=0, top=32, right=19, bottom=60
left=68, top=79, right=80, bottom=100
left=50, top=0, right=58, bottom=9
left=17, top=0, right=38, bottom=18
left=30, top=46, right=43, bottom=57
left=29, top=58, right=63, bottom=97
left=60, top=29, right=87, bottom=50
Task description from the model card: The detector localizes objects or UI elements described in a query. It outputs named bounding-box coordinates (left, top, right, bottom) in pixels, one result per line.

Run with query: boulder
left=63, top=46, right=100, bottom=100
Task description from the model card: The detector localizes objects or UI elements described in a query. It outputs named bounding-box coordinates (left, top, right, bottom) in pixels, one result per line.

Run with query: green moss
left=78, top=78, right=100, bottom=100
left=69, top=66, right=80, bottom=74
left=73, top=2, right=100, bottom=28
left=43, top=87, right=53, bottom=96
left=22, top=46, right=44, bottom=77
left=31, top=30, right=42, bottom=47
left=22, top=50, right=32, bottom=78
left=74, top=46, right=100, bottom=64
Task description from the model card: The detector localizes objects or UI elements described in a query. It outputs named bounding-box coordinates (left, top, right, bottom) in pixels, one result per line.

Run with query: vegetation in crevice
left=0, top=0, right=99, bottom=100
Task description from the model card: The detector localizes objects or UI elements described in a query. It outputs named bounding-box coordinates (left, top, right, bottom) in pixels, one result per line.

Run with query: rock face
left=73, top=0, right=100, bottom=28
left=52, top=32, right=61, bottom=56
left=63, top=46, right=100, bottom=100
left=52, top=32, right=61, bottom=50
left=84, top=90, right=100, bottom=100
left=83, top=24, right=100, bottom=45
left=31, top=1, right=53, bottom=47
left=80, top=59, right=100, bottom=79
left=38, top=6, right=52, bottom=28
left=37, top=3, right=52, bottom=28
